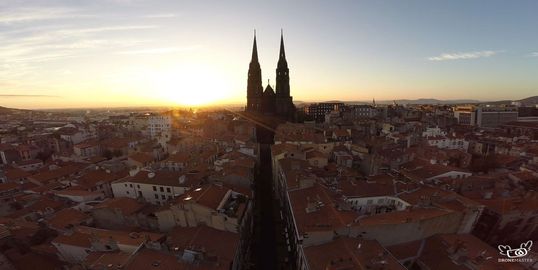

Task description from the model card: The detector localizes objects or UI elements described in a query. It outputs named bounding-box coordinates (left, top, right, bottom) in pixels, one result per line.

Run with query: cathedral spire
left=246, top=29, right=263, bottom=112
left=251, top=30, right=259, bottom=63
left=279, top=29, right=286, bottom=60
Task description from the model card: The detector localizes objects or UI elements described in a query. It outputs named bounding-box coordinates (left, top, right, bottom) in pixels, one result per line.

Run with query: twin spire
left=250, top=29, right=287, bottom=65
left=246, top=30, right=294, bottom=118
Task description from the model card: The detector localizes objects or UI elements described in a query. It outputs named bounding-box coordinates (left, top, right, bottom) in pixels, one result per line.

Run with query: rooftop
left=288, top=183, right=358, bottom=234
left=304, top=237, right=405, bottom=270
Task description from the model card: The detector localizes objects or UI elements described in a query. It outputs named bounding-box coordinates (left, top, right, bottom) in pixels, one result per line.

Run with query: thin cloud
left=142, top=13, right=178, bottom=19
left=55, top=25, right=158, bottom=35
left=530, top=52, right=538, bottom=57
left=118, top=46, right=197, bottom=55
left=428, top=50, right=500, bottom=61
left=0, top=94, right=60, bottom=97
left=0, top=7, right=84, bottom=24
left=0, top=24, right=156, bottom=66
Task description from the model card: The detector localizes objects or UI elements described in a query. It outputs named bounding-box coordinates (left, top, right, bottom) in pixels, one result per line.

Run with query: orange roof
left=29, top=164, right=83, bottom=183
left=304, top=237, right=405, bottom=270
left=271, top=142, right=301, bottom=156
left=124, top=249, right=183, bottom=270
left=288, top=183, right=358, bottom=234
left=358, top=208, right=454, bottom=226
left=76, top=169, right=122, bottom=188
left=126, top=171, right=198, bottom=187
left=164, top=152, right=191, bottom=163
left=178, top=184, right=229, bottom=210
left=4, top=167, right=31, bottom=180
left=4, top=249, right=64, bottom=270
left=306, top=150, right=327, bottom=159
left=418, top=234, right=524, bottom=270
left=54, top=189, right=102, bottom=197
left=85, top=251, right=131, bottom=269
left=74, top=139, right=99, bottom=149
left=47, top=208, right=90, bottom=229
left=128, top=152, right=154, bottom=164
left=53, top=231, right=92, bottom=248
left=222, top=165, right=251, bottom=178
left=386, top=239, right=422, bottom=261
left=12, top=197, right=64, bottom=216
left=338, top=178, right=395, bottom=198
left=0, top=182, right=20, bottom=192
left=230, top=158, right=256, bottom=169
left=167, top=225, right=239, bottom=263
left=75, top=226, right=165, bottom=246
left=476, top=195, right=538, bottom=214
left=93, top=197, right=144, bottom=215
left=402, top=163, right=469, bottom=180
left=398, top=186, right=481, bottom=208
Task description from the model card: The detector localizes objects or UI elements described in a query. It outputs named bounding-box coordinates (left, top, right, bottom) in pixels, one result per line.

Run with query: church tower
left=275, top=31, right=294, bottom=119
left=246, top=32, right=263, bottom=112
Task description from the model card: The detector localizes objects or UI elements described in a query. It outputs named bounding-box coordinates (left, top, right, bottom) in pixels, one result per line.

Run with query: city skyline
left=2, top=0, right=538, bottom=109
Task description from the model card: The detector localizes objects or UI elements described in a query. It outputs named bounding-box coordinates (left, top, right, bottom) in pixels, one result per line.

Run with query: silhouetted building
left=454, top=105, right=518, bottom=127
left=246, top=31, right=295, bottom=121
left=304, top=102, right=343, bottom=122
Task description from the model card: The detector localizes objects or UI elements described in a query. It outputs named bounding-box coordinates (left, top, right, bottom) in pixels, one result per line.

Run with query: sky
left=1, top=0, right=538, bottom=109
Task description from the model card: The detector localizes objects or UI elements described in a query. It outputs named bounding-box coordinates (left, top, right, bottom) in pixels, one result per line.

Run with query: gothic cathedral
left=246, top=31, right=295, bottom=121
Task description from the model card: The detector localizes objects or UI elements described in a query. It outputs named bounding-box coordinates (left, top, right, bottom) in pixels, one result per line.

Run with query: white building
left=148, top=114, right=172, bottom=139
left=422, top=127, right=446, bottom=138
left=111, top=171, right=193, bottom=205
left=426, top=136, right=470, bottom=151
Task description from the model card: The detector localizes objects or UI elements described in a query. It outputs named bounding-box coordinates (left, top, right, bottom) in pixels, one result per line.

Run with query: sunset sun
left=147, top=65, right=231, bottom=106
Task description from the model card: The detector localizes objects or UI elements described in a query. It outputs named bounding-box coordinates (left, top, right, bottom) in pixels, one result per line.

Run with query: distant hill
left=386, top=99, right=481, bottom=105
left=303, top=98, right=481, bottom=105
left=519, top=96, right=538, bottom=105
left=482, top=96, right=538, bottom=106
left=0, top=106, right=14, bottom=113
left=0, top=106, right=32, bottom=113
left=300, top=96, right=538, bottom=106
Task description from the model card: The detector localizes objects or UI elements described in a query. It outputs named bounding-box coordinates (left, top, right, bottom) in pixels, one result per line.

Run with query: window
left=138, top=191, right=142, bottom=197
left=167, top=187, right=171, bottom=193
left=154, top=194, right=158, bottom=199
left=153, top=186, right=157, bottom=191
left=367, top=199, right=373, bottom=205
left=161, top=195, right=166, bottom=200
left=137, top=185, right=140, bottom=189
left=160, top=187, right=164, bottom=192
left=129, top=184, right=133, bottom=188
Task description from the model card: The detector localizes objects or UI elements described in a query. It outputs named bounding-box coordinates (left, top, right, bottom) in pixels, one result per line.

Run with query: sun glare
left=148, top=65, right=231, bottom=106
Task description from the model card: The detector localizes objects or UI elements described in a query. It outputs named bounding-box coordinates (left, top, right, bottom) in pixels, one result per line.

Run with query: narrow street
left=248, top=139, right=292, bottom=270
